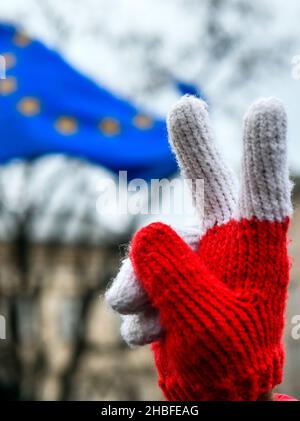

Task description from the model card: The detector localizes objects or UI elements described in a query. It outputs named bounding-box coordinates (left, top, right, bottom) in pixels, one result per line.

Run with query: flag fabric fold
left=0, top=23, right=178, bottom=181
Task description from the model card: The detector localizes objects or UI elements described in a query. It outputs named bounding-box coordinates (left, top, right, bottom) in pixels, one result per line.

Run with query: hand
left=106, top=96, right=292, bottom=401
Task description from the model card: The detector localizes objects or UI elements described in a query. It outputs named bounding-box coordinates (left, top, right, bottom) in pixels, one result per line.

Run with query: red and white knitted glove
left=106, top=96, right=292, bottom=401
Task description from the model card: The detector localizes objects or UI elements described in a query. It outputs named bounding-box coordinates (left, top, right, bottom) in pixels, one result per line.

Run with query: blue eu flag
left=0, top=23, right=179, bottom=181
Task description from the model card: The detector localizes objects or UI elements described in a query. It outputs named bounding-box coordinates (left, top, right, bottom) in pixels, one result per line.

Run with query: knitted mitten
left=106, top=96, right=292, bottom=401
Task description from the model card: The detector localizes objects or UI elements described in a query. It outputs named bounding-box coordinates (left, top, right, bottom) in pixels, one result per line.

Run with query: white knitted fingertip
left=120, top=310, right=163, bottom=347
left=238, top=97, right=293, bottom=222
left=167, top=95, right=238, bottom=232
left=105, top=258, right=150, bottom=315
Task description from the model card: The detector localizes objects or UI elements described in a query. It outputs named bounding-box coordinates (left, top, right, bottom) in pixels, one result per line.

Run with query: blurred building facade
left=0, top=241, right=163, bottom=400
left=0, top=155, right=163, bottom=400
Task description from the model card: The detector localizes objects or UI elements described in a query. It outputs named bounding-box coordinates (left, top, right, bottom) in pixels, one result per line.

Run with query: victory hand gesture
left=106, top=96, right=292, bottom=401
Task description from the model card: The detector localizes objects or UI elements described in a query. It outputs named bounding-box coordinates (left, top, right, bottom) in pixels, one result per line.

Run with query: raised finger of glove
left=238, top=97, right=292, bottom=221
left=167, top=95, right=237, bottom=231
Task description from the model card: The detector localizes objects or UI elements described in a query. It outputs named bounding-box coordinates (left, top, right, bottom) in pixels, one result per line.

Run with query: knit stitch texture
left=130, top=218, right=289, bottom=400
left=106, top=95, right=292, bottom=400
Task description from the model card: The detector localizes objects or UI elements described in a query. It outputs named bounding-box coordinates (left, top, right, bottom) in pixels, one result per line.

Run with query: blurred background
left=0, top=0, right=300, bottom=400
